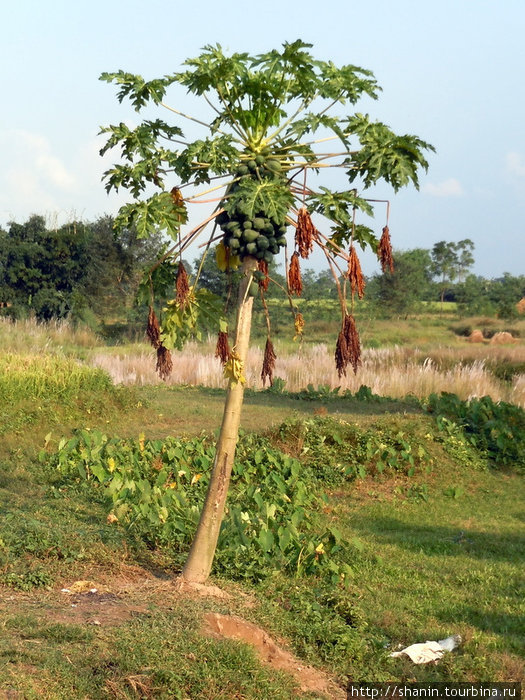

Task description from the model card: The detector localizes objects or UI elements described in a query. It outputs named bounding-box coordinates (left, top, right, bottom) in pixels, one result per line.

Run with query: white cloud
left=36, top=153, right=75, bottom=189
left=423, top=178, right=464, bottom=197
left=3, top=129, right=75, bottom=189
left=0, top=129, right=127, bottom=226
left=506, top=151, right=525, bottom=178
left=0, top=129, right=78, bottom=222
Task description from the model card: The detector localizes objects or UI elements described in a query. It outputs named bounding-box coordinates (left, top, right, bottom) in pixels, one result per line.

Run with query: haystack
left=468, top=329, right=485, bottom=343
left=490, top=331, right=517, bottom=344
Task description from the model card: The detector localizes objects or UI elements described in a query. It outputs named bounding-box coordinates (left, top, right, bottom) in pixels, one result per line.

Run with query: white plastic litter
left=390, top=635, right=462, bottom=664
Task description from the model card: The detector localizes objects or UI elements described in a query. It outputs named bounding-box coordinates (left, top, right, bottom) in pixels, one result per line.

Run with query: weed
left=427, top=392, right=525, bottom=472
left=42, top=429, right=352, bottom=583
left=275, top=416, right=432, bottom=484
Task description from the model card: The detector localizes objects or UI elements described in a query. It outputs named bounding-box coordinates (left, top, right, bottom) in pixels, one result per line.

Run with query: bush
left=426, top=392, right=525, bottom=472
left=42, top=430, right=352, bottom=583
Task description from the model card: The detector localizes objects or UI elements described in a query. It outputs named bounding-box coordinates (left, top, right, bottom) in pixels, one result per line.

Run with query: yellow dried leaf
left=293, top=313, right=305, bottom=341
left=223, top=349, right=246, bottom=385
left=216, top=241, right=240, bottom=272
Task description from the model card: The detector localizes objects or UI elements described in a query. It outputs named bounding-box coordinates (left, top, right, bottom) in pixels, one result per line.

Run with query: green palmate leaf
left=161, top=287, right=223, bottom=351
left=99, top=71, right=173, bottom=110
left=102, top=160, right=165, bottom=197
left=317, top=62, right=379, bottom=103
left=345, top=113, right=435, bottom=191
left=285, top=113, right=351, bottom=149
left=174, top=134, right=239, bottom=183
left=99, top=120, right=184, bottom=160
left=329, top=223, right=378, bottom=251
left=225, top=177, right=293, bottom=222
left=176, top=44, right=251, bottom=96
left=114, top=192, right=187, bottom=240
left=308, top=187, right=374, bottom=228
left=136, top=256, right=178, bottom=306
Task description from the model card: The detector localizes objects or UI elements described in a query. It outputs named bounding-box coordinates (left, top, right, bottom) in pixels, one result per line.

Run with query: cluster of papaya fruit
left=217, top=153, right=287, bottom=263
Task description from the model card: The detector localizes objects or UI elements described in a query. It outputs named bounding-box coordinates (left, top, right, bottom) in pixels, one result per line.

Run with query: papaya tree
left=100, top=40, right=433, bottom=585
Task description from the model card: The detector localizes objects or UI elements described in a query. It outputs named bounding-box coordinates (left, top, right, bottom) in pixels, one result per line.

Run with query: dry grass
left=0, top=316, right=99, bottom=353
left=3, top=316, right=523, bottom=406
left=91, top=341, right=525, bottom=407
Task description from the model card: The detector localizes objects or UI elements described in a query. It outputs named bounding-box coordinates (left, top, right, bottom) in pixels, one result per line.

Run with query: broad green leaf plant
left=100, top=40, right=433, bottom=585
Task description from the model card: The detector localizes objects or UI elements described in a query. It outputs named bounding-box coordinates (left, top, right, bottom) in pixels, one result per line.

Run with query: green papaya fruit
left=266, top=158, right=282, bottom=172
left=242, top=229, right=259, bottom=243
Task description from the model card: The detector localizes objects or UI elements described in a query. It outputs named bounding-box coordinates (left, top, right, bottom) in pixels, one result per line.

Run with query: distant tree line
left=1, top=217, right=524, bottom=329
left=0, top=215, right=164, bottom=326
left=366, top=239, right=525, bottom=319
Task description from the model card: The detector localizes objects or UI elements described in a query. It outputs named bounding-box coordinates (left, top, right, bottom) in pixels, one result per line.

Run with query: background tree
left=100, top=40, right=433, bottom=586
left=0, top=216, right=90, bottom=320
left=368, top=248, right=433, bottom=317
left=430, top=239, right=475, bottom=306
left=431, top=240, right=459, bottom=307
left=0, top=215, right=165, bottom=325
left=454, top=238, right=475, bottom=283
left=489, top=273, right=525, bottom=319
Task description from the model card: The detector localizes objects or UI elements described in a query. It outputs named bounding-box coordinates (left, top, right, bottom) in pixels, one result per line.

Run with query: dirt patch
left=173, top=577, right=231, bottom=599
left=203, top=612, right=345, bottom=699
left=51, top=589, right=149, bottom=627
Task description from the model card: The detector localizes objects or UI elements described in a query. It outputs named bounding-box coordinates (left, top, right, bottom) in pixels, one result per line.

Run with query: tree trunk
left=180, top=256, right=257, bottom=584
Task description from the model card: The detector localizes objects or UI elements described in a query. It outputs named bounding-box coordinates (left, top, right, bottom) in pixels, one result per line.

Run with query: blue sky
left=1, top=0, right=523, bottom=277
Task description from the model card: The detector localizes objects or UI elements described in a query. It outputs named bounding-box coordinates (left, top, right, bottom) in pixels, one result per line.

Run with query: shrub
left=42, top=430, right=352, bottom=583
left=426, top=392, right=525, bottom=472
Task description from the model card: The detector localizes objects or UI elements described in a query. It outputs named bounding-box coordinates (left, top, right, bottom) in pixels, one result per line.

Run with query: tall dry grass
left=3, top=317, right=523, bottom=406
left=91, top=342, right=525, bottom=407
left=0, top=317, right=99, bottom=353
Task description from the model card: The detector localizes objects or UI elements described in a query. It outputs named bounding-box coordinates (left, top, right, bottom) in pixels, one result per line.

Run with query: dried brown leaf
left=378, top=225, right=394, bottom=273
left=175, top=262, right=190, bottom=308
left=214, top=331, right=230, bottom=365
left=146, top=306, right=161, bottom=349
left=156, top=345, right=173, bottom=381
left=288, top=252, right=303, bottom=296
left=348, top=246, right=366, bottom=300
left=261, top=338, right=277, bottom=387
left=335, top=314, right=361, bottom=377
left=295, top=207, right=316, bottom=259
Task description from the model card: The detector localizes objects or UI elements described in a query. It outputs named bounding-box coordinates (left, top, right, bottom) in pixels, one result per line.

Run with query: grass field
left=0, top=317, right=524, bottom=698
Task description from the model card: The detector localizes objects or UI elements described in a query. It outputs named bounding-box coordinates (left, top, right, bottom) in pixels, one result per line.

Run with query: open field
left=0, top=317, right=524, bottom=697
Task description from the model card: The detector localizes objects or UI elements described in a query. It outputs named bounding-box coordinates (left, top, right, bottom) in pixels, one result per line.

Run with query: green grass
left=0, top=321, right=524, bottom=697
left=0, top=604, right=301, bottom=699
